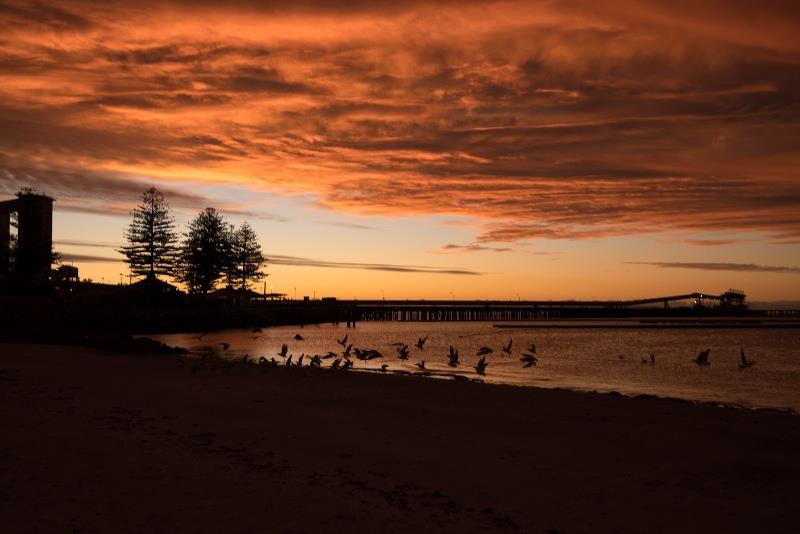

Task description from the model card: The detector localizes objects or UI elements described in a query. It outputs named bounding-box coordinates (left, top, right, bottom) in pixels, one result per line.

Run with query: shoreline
left=2, top=342, right=799, bottom=533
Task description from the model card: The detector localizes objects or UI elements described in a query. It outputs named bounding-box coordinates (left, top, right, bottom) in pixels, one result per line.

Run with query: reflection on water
left=149, top=321, right=800, bottom=411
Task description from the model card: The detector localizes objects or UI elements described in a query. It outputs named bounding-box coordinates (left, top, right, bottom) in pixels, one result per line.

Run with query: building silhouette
left=0, top=192, right=54, bottom=289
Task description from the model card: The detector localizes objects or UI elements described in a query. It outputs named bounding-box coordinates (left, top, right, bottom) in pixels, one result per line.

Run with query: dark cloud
left=269, top=254, right=482, bottom=275
left=439, top=243, right=515, bottom=254
left=628, top=261, right=800, bottom=274
left=55, top=250, right=483, bottom=275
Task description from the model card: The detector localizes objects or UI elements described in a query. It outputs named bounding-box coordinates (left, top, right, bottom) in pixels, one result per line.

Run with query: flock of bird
left=192, top=329, right=758, bottom=377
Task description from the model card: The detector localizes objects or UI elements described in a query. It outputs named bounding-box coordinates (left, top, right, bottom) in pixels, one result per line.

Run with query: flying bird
left=416, top=360, right=427, bottom=371
left=380, top=364, right=389, bottom=373
left=739, top=347, right=756, bottom=369
left=692, top=348, right=711, bottom=367
left=416, top=336, right=428, bottom=350
left=475, top=355, right=488, bottom=376
left=527, top=343, right=537, bottom=354
left=219, top=342, right=230, bottom=351
left=447, top=346, right=459, bottom=368
left=277, top=343, right=289, bottom=358
left=502, top=338, right=513, bottom=355
left=322, top=351, right=338, bottom=359
left=294, top=334, right=304, bottom=341
left=337, top=334, right=348, bottom=347
left=520, top=354, right=538, bottom=368
left=477, top=346, right=493, bottom=356
left=343, top=344, right=353, bottom=358
left=396, top=344, right=410, bottom=361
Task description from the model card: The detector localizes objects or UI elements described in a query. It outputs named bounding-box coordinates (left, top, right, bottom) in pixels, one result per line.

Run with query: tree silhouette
left=177, top=207, right=228, bottom=295
left=229, top=222, right=267, bottom=290
left=119, top=188, right=178, bottom=280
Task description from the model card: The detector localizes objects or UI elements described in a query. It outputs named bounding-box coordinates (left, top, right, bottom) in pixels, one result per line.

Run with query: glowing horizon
left=1, top=1, right=799, bottom=300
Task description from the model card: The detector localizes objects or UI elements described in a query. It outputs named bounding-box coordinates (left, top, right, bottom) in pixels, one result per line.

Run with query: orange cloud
left=0, top=0, right=798, bottom=244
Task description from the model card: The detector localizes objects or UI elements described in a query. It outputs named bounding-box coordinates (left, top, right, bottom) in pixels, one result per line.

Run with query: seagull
left=416, top=361, right=426, bottom=371
left=447, top=345, right=459, bottom=368
left=331, top=358, right=341, bottom=370
left=416, top=336, right=428, bottom=350
left=475, top=355, right=488, bottom=376
left=337, top=334, right=348, bottom=347
left=397, top=344, right=410, bottom=361
left=477, top=346, right=493, bottom=356
left=343, top=344, right=353, bottom=358
left=297, top=354, right=305, bottom=367
left=527, top=343, right=537, bottom=354
left=219, top=342, right=230, bottom=351
left=380, top=364, right=389, bottom=373
left=739, top=347, right=755, bottom=369
left=520, top=354, right=538, bottom=368
left=286, top=354, right=293, bottom=367
left=692, top=348, right=711, bottom=367
left=294, top=334, right=304, bottom=341
left=502, top=338, right=513, bottom=355
left=277, top=343, right=289, bottom=358
left=310, top=355, right=322, bottom=368
left=322, top=351, right=338, bottom=359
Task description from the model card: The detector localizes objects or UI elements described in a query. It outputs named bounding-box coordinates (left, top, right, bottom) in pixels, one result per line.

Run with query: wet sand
left=1, top=343, right=799, bottom=533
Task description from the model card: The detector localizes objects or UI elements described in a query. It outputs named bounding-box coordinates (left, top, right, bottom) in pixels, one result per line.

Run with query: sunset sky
left=1, top=0, right=799, bottom=300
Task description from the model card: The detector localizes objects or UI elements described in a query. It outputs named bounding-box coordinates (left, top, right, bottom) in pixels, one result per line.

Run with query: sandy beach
left=1, top=343, right=799, bottom=533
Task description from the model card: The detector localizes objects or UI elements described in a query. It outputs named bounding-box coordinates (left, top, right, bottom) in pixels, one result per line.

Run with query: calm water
left=150, top=321, right=800, bottom=412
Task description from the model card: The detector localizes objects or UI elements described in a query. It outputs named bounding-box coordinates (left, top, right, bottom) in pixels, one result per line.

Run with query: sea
left=149, top=320, right=800, bottom=412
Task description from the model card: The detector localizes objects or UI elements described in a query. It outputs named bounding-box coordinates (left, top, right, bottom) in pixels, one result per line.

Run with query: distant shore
left=2, top=343, right=799, bottom=533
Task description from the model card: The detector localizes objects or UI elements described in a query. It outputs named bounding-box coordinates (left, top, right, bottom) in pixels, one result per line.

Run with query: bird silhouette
left=416, top=360, right=426, bottom=371
left=341, top=359, right=353, bottom=371
left=692, top=348, right=711, bottom=367
left=527, top=343, right=537, bottom=354
left=286, top=354, right=293, bottom=367
left=380, top=364, right=389, bottom=373
left=502, top=338, right=513, bottom=355
left=277, top=343, right=289, bottom=358
left=520, top=354, right=538, bottom=368
left=297, top=354, right=305, bottom=367
left=219, top=342, right=230, bottom=351
left=294, top=334, right=304, bottom=341
left=337, top=334, right=348, bottom=347
left=331, top=358, right=341, bottom=370
left=650, top=352, right=655, bottom=364
left=397, top=344, right=410, bottom=361
left=739, top=347, right=756, bottom=369
left=343, top=344, right=353, bottom=358
left=416, top=336, right=428, bottom=350
left=310, top=355, right=322, bottom=368
left=475, top=355, right=488, bottom=376
left=447, top=345, right=459, bottom=368
left=322, top=351, right=338, bottom=359
left=477, top=346, right=493, bottom=356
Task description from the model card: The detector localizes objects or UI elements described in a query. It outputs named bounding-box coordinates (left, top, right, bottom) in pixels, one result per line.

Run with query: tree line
left=120, top=188, right=267, bottom=294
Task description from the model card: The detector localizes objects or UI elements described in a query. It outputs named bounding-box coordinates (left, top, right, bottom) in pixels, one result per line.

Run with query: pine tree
left=177, top=208, right=228, bottom=295
left=119, top=188, right=179, bottom=280
left=230, top=222, right=267, bottom=290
